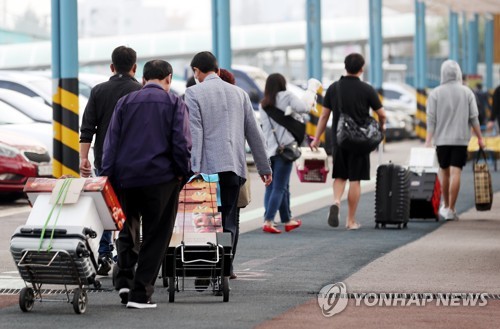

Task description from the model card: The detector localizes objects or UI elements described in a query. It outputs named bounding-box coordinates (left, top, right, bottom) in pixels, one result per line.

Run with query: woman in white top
left=259, top=73, right=309, bottom=233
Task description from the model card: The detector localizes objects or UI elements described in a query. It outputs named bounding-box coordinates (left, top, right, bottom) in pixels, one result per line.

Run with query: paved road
left=0, top=140, right=498, bottom=329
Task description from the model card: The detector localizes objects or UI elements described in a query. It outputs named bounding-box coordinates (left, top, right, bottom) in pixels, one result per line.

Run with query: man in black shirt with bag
left=311, top=53, right=386, bottom=230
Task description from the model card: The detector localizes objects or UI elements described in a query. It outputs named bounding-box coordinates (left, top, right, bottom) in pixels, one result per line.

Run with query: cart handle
left=180, top=244, right=221, bottom=264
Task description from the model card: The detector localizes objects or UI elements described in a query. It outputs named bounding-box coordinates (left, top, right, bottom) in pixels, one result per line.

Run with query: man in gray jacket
left=425, top=60, right=485, bottom=221
left=185, top=51, right=272, bottom=279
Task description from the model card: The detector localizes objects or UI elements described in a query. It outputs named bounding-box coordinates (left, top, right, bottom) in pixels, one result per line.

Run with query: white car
left=0, top=99, right=53, bottom=156
left=0, top=71, right=89, bottom=122
left=382, top=82, right=416, bottom=116
left=0, top=89, right=52, bottom=124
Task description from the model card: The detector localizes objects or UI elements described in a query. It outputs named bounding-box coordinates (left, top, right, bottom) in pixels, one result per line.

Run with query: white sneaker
left=446, top=209, right=459, bottom=221
left=439, top=206, right=449, bottom=220
left=126, top=301, right=157, bottom=309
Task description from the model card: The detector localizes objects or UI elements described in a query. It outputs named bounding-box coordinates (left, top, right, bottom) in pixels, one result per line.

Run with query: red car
left=0, top=130, right=52, bottom=202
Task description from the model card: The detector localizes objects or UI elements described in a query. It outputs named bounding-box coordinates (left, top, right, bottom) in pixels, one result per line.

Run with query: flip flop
left=328, top=204, right=340, bottom=227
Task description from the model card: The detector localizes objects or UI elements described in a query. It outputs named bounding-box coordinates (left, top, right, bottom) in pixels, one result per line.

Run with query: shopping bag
left=473, top=149, right=493, bottom=211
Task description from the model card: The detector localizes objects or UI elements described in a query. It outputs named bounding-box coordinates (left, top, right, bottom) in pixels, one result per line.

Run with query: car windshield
left=0, top=100, right=35, bottom=124
left=1, top=93, right=52, bottom=122
left=79, top=82, right=92, bottom=98
left=28, top=79, right=53, bottom=98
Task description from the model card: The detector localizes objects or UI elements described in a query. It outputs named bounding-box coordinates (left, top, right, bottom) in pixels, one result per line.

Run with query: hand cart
left=10, top=225, right=102, bottom=314
left=161, top=175, right=232, bottom=302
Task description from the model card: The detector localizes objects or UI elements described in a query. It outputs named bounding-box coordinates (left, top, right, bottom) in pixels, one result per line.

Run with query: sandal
left=346, top=222, right=361, bottom=230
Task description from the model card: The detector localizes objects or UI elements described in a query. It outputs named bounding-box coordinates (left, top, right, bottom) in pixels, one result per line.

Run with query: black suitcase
left=375, top=162, right=411, bottom=229
left=409, top=172, right=441, bottom=220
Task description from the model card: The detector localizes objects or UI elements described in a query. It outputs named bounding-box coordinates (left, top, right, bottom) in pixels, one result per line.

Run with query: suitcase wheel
left=19, top=287, right=35, bottom=312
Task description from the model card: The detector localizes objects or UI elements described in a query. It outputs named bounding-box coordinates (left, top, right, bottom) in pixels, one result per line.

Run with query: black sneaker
left=119, top=288, right=129, bottom=305
left=97, top=256, right=113, bottom=276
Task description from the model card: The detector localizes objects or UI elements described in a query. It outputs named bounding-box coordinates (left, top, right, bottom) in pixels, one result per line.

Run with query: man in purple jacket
left=101, top=59, right=192, bottom=309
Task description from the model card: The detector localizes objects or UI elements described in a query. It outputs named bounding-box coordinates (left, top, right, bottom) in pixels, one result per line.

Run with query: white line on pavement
left=240, top=178, right=376, bottom=224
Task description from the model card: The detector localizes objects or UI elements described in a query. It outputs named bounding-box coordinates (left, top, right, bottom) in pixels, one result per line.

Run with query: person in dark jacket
left=101, top=59, right=192, bottom=309
left=79, top=45, right=142, bottom=275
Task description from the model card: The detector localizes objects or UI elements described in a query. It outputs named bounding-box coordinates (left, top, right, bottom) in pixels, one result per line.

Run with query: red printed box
left=24, top=177, right=125, bottom=231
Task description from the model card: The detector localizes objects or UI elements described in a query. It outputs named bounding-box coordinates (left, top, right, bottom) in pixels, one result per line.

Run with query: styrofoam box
left=24, top=194, right=103, bottom=257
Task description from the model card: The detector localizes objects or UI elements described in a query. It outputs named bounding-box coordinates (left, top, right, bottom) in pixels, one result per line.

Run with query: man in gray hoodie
left=425, top=60, right=485, bottom=221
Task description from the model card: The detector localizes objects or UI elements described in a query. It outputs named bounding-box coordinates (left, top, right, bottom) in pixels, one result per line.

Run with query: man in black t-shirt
left=311, top=53, right=386, bottom=230
left=79, top=46, right=142, bottom=275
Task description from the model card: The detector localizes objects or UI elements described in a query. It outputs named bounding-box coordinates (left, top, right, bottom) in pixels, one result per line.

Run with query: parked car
left=382, top=82, right=417, bottom=117
left=0, top=70, right=89, bottom=116
left=384, top=109, right=414, bottom=141
left=232, top=65, right=267, bottom=111
left=0, top=89, right=52, bottom=123
left=0, top=99, right=53, bottom=156
left=0, top=130, right=52, bottom=202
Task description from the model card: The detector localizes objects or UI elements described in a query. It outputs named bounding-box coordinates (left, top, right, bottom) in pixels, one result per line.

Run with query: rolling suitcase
left=375, top=162, right=411, bottom=229
left=409, top=172, right=441, bottom=220
left=10, top=225, right=100, bottom=287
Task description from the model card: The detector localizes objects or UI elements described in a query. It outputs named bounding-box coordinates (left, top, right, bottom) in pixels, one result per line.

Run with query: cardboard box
left=24, top=177, right=125, bottom=231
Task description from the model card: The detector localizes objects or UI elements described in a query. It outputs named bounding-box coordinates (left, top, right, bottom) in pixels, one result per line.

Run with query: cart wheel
left=112, top=264, right=118, bottom=287
left=397, top=224, right=402, bottom=230
left=222, top=276, right=229, bottom=302
left=93, top=279, right=102, bottom=290
left=168, top=277, right=175, bottom=303
left=403, top=223, right=408, bottom=229
left=161, top=265, right=169, bottom=288
left=375, top=223, right=379, bottom=229
left=19, top=287, right=35, bottom=312
left=72, top=288, right=87, bottom=314
left=381, top=224, right=386, bottom=228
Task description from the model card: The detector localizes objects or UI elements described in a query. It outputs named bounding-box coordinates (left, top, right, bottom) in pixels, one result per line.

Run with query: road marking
left=240, top=179, right=375, bottom=224
left=0, top=207, right=30, bottom=218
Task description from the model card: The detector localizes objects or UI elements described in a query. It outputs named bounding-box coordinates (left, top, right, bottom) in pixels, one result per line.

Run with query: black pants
left=218, top=171, right=244, bottom=274
left=114, top=180, right=180, bottom=303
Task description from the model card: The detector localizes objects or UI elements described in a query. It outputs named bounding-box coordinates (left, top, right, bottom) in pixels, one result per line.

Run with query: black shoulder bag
left=335, top=81, right=383, bottom=154
left=267, top=115, right=302, bottom=162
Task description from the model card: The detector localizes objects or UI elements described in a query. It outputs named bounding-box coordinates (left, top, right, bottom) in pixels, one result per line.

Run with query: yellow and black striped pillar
left=306, top=86, right=325, bottom=142
left=487, top=88, right=494, bottom=120
left=415, top=88, right=427, bottom=140
left=53, top=79, right=80, bottom=177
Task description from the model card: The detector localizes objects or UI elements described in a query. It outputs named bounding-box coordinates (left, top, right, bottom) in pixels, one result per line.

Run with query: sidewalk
left=256, top=192, right=500, bottom=329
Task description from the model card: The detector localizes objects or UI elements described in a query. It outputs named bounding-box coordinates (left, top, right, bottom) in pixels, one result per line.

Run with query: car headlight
left=0, top=143, right=20, bottom=158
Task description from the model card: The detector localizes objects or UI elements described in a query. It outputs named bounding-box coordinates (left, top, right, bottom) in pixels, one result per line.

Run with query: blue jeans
left=95, top=167, right=113, bottom=258
left=264, top=156, right=293, bottom=223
